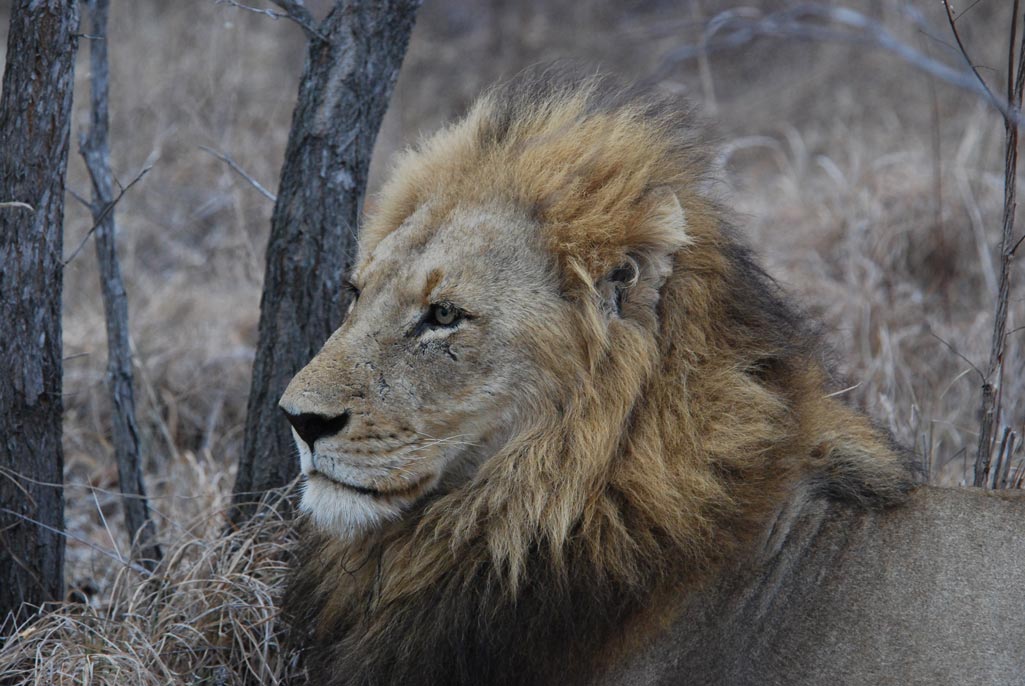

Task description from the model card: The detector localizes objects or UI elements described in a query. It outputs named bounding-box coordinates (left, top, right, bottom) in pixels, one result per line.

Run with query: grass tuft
left=0, top=493, right=300, bottom=686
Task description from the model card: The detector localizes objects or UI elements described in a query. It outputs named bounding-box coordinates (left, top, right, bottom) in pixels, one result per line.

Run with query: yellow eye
left=430, top=302, right=461, bottom=327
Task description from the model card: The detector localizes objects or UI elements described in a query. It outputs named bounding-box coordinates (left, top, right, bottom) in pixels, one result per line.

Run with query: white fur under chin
left=292, top=427, right=411, bottom=538
left=299, top=476, right=404, bottom=539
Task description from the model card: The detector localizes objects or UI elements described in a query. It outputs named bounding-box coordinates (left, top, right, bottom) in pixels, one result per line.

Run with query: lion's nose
left=282, top=409, right=351, bottom=451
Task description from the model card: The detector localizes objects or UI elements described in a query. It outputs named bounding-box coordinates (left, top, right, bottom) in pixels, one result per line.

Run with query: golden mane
left=286, top=70, right=916, bottom=686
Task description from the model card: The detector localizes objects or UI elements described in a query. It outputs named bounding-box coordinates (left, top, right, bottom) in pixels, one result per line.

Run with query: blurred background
left=0, top=0, right=1018, bottom=584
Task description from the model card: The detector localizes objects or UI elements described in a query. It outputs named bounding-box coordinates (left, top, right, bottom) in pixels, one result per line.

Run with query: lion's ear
left=597, top=189, right=687, bottom=318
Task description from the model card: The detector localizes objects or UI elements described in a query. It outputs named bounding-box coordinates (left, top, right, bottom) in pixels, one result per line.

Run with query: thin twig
left=79, top=0, right=161, bottom=569
left=998, top=431, right=1016, bottom=489
left=217, top=0, right=288, bottom=21
left=942, top=0, right=996, bottom=102
left=973, top=1, right=1023, bottom=487
left=655, top=3, right=1024, bottom=128
left=0, top=508, right=152, bottom=577
left=217, top=0, right=327, bottom=42
left=275, top=0, right=329, bottom=42
left=199, top=145, right=277, bottom=203
left=929, top=331, right=985, bottom=382
left=824, top=382, right=861, bottom=398
left=1011, top=0, right=1022, bottom=107
left=67, top=187, right=93, bottom=210
left=954, top=0, right=989, bottom=22
left=62, top=165, right=152, bottom=266
left=1011, top=231, right=1025, bottom=257
left=0, top=201, right=34, bottom=211
left=267, top=0, right=318, bottom=31
left=0, top=464, right=283, bottom=503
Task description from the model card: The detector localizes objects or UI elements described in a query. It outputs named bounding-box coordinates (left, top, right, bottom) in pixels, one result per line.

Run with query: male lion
left=279, top=72, right=1025, bottom=685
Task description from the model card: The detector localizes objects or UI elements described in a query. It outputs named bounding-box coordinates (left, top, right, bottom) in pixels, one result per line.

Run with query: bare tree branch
left=974, top=2, right=1025, bottom=486
left=267, top=0, right=318, bottom=31
left=62, top=165, right=151, bottom=266
left=78, top=0, right=161, bottom=568
left=67, top=188, right=93, bottom=210
left=217, top=0, right=327, bottom=42
left=953, top=0, right=989, bottom=22
left=0, top=507, right=152, bottom=578
left=655, top=3, right=1024, bottom=128
left=929, top=331, right=986, bottom=382
left=942, top=0, right=997, bottom=102
left=200, top=145, right=277, bottom=203
left=1012, top=1, right=1022, bottom=108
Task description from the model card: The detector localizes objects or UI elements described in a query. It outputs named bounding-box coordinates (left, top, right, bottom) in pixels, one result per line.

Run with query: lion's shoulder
left=606, top=485, right=1025, bottom=685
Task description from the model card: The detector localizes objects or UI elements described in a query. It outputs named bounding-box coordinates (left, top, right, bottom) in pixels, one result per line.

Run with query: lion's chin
left=299, top=472, right=432, bottom=539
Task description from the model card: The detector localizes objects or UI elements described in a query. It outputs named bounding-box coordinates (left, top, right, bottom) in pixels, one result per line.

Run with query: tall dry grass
left=0, top=493, right=299, bottom=685
left=0, top=0, right=1021, bottom=682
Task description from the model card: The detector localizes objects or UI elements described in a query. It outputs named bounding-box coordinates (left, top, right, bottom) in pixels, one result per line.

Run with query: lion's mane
left=285, top=70, right=916, bottom=686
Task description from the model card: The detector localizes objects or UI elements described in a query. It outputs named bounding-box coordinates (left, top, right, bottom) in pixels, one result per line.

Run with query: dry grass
left=0, top=0, right=1022, bottom=682
left=0, top=492, right=298, bottom=685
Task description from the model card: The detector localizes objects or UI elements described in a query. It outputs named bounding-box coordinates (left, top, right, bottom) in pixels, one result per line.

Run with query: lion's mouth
left=308, top=470, right=435, bottom=500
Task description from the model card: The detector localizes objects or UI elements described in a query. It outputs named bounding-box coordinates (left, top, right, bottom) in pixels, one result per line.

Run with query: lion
left=278, top=70, right=1025, bottom=686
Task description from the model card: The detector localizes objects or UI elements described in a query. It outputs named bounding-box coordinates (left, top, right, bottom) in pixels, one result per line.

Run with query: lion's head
left=279, top=199, right=570, bottom=536
left=281, top=70, right=916, bottom=686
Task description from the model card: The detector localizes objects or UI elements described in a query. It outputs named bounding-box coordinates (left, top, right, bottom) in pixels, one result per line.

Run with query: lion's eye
left=428, top=302, right=462, bottom=327
left=342, top=281, right=360, bottom=318
left=343, top=280, right=361, bottom=301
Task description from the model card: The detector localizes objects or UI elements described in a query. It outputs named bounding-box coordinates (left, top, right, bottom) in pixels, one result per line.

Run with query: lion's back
left=607, top=486, right=1025, bottom=686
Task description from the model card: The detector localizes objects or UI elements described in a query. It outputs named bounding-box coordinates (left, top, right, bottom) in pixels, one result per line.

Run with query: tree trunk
left=0, top=0, right=79, bottom=628
left=231, top=0, right=421, bottom=522
left=80, top=0, right=161, bottom=568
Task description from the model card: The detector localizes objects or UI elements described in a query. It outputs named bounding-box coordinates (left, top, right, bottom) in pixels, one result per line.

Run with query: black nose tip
left=282, top=410, right=350, bottom=450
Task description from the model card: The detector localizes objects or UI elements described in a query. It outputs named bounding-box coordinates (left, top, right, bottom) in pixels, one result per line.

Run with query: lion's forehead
left=356, top=202, right=553, bottom=300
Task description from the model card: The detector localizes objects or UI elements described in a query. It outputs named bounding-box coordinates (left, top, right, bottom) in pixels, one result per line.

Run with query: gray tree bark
left=79, top=0, right=161, bottom=568
left=231, top=0, right=422, bottom=522
left=0, top=0, right=79, bottom=628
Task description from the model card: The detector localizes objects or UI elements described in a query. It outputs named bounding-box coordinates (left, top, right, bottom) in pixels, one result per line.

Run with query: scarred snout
left=278, top=348, right=453, bottom=537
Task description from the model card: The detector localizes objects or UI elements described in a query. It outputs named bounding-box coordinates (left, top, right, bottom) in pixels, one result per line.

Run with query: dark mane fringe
left=286, top=523, right=673, bottom=686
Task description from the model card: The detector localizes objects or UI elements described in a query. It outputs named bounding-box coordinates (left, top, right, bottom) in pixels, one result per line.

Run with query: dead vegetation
left=0, top=492, right=298, bottom=685
left=0, top=0, right=1021, bottom=682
